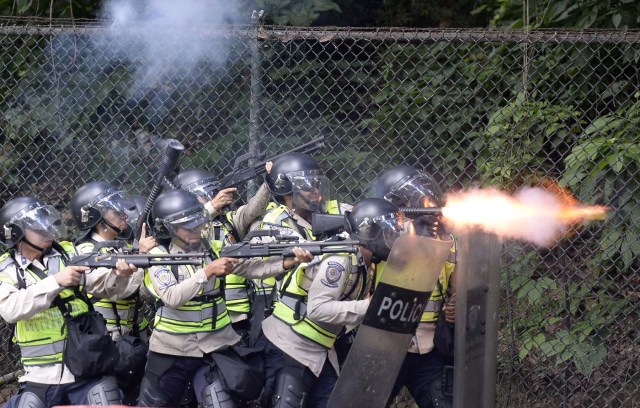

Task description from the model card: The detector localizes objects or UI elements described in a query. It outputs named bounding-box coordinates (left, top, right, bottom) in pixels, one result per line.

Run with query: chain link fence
left=0, top=19, right=638, bottom=407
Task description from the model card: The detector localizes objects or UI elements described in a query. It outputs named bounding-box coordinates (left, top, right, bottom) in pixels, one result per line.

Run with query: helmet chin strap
left=21, top=237, right=49, bottom=253
left=173, top=234, right=203, bottom=252
left=102, top=220, right=131, bottom=240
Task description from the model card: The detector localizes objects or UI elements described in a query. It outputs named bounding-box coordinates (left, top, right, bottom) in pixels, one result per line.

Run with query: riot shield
left=328, top=234, right=454, bottom=408
left=453, top=230, right=502, bottom=408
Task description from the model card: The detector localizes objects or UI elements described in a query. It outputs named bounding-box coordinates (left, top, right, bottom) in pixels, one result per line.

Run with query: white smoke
left=97, top=0, right=245, bottom=89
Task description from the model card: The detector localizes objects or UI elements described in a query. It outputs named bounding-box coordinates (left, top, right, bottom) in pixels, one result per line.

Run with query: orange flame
left=441, top=187, right=609, bottom=246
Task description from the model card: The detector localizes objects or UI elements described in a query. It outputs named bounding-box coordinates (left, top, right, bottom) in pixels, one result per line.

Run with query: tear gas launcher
left=218, top=136, right=326, bottom=189
left=219, top=229, right=361, bottom=259
left=68, top=252, right=207, bottom=269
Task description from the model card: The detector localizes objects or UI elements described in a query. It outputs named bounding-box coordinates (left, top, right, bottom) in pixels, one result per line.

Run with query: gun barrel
left=253, top=136, right=325, bottom=174
left=69, top=252, right=206, bottom=268
left=219, top=239, right=361, bottom=259
left=400, top=207, right=443, bottom=217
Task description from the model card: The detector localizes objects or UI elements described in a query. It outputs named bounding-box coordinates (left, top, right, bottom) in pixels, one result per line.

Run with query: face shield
left=354, top=211, right=406, bottom=249
left=386, top=173, right=443, bottom=208
left=10, top=202, right=67, bottom=242
left=165, top=207, right=208, bottom=249
left=289, top=170, right=331, bottom=213
left=92, top=190, right=140, bottom=236
left=183, top=178, right=219, bottom=203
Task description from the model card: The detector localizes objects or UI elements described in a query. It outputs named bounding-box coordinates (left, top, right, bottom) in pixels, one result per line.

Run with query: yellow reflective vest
left=74, top=241, right=149, bottom=335
left=0, top=244, right=90, bottom=367
left=143, top=246, right=230, bottom=334
left=272, top=253, right=363, bottom=349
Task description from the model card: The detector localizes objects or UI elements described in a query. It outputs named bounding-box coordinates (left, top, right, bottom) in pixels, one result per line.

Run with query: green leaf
left=612, top=14, right=622, bottom=28
left=17, top=0, right=33, bottom=14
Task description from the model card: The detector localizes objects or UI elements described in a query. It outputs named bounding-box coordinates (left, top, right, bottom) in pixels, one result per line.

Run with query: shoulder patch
left=321, top=261, right=345, bottom=288
left=153, top=267, right=175, bottom=290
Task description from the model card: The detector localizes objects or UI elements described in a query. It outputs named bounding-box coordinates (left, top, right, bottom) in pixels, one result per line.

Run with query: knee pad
left=137, top=376, right=171, bottom=407
left=86, top=376, right=123, bottom=406
left=201, top=378, right=235, bottom=408
left=12, top=392, right=46, bottom=408
left=271, top=372, right=308, bottom=408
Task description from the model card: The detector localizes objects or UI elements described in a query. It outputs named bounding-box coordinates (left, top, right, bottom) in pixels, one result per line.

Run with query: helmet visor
left=388, top=173, right=443, bottom=208
left=93, top=191, right=140, bottom=231
left=354, top=211, right=405, bottom=248
left=11, top=203, right=67, bottom=241
left=289, top=170, right=331, bottom=213
left=184, top=178, right=220, bottom=202
left=166, top=208, right=209, bottom=237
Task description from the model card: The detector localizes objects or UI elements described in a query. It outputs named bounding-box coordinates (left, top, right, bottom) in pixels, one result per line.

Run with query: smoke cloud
left=97, top=0, right=245, bottom=89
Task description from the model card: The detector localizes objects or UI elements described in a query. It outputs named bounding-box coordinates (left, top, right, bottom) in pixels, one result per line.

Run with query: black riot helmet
left=152, top=189, right=208, bottom=249
left=70, top=181, right=139, bottom=241
left=370, top=165, right=443, bottom=208
left=174, top=168, right=220, bottom=203
left=267, top=152, right=331, bottom=213
left=0, top=196, right=66, bottom=249
left=345, top=198, right=404, bottom=262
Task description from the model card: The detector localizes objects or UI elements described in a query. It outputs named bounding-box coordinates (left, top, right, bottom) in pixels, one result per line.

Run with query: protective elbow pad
left=86, top=376, right=123, bottom=406
left=271, top=372, right=308, bottom=408
left=201, top=378, right=235, bottom=408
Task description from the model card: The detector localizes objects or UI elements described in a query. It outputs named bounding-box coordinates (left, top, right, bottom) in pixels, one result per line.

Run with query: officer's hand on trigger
left=55, top=265, right=89, bottom=287
left=203, top=257, right=239, bottom=279
left=115, top=258, right=138, bottom=276
left=210, top=188, right=237, bottom=212
left=282, top=247, right=314, bottom=270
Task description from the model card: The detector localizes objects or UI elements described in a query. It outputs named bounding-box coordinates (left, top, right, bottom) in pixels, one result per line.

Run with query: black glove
left=412, top=215, right=441, bottom=238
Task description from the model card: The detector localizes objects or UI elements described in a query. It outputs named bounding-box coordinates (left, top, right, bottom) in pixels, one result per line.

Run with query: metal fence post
left=247, top=10, right=265, bottom=199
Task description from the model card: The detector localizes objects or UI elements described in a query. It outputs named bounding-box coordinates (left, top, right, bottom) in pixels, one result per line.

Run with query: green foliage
left=505, top=244, right=633, bottom=377
left=561, top=97, right=640, bottom=270
left=241, top=0, right=341, bottom=25
left=0, top=0, right=100, bottom=18
left=475, top=0, right=640, bottom=29
left=473, top=92, right=581, bottom=188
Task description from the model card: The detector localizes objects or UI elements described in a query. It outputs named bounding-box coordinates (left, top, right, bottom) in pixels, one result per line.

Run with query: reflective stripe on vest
left=420, top=237, right=457, bottom=323
left=272, top=294, right=341, bottom=349
left=272, top=253, right=357, bottom=349
left=144, top=247, right=231, bottom=334
left=75, top=241, right=147, bottom=332
left=254, top=205, right=315, bottom=297
left=209, top=218, right=251, bottom=314
left=225, top=273, right=250, bottom=314
left=14, top=254, right=91, bottom=367
left=154, top=296, right=229, bottom=333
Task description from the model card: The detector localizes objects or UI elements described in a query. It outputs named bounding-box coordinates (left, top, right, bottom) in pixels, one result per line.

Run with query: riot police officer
left=262, top=198, right=406, bottom=408
left=175, top=165, right=275, bottom=344
left=371, top=165, right=456, bottom=408
left=137, top=189, right=311, bottom=408
left=70, top=182, right=155, bottom=404
left=0, top=196, right=136, bottom=407
left=70, top=181, right=155, bottom=339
